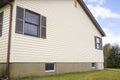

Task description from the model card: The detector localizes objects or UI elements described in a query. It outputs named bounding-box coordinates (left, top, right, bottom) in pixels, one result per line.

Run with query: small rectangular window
left=91, top=63, right=96, bottom=67
left=45, top=63, right=55, bottom=72
left=0, top=12, right=3, bottom=37
left=95, top=36, right=102, bottom=50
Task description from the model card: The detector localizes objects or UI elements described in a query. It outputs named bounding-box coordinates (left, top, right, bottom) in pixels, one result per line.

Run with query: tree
left=107, top=45, right=120, bottom=68
left=103, top=43, right=111, bottom=68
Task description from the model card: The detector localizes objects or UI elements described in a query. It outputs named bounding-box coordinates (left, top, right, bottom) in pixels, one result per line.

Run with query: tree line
left=103, top=44, right=120, bottom=68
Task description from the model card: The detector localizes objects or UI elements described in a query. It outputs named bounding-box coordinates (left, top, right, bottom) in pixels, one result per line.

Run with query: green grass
left=16, top=68, right=120, bottom=80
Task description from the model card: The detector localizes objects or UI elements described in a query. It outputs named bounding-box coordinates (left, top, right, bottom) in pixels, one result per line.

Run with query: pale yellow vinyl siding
left=10, top=0, right=103, bottom=63
left=0, top=5, right=10, bottom=63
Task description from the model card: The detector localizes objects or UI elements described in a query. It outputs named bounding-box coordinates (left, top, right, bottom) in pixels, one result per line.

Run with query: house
left=0, top=0, right=106, bottom=79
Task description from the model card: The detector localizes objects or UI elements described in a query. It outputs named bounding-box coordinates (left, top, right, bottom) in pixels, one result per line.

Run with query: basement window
left=45, top=63, right=55, bottom=72
left=91, top=63, right=96, bottom=67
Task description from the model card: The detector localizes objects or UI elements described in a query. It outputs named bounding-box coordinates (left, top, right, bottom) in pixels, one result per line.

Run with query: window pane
left=96, top=44, right=100, bottom=49
left=45, top=63, right=55, bottom=71
left=26, top=11, right=39, bottom=25
left=24, top=23, right=38, bottom=36
left=96, top=38, right=100, bottom=43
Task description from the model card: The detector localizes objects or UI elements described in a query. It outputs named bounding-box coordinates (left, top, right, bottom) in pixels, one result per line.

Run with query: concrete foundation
left=0, top=63, right=6, bottom=78
left=7, top=62, right=104, bottom=79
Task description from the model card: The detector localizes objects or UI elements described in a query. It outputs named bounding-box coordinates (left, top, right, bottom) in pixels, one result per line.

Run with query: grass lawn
left=17, top=68, right=120, bottom=80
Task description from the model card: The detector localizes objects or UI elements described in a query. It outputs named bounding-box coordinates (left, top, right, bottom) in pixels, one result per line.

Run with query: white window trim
left=45, top=70, right=56, bottom=72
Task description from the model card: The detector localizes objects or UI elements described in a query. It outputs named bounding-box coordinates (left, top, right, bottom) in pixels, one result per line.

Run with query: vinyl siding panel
left=10, top=0, right=103, bottom=63
left=0, top=5, right=10, bottom=63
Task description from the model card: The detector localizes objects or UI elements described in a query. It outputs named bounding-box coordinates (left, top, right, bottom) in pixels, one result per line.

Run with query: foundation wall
left=0, top=64, right=6, bottom=78
left=9, top=62, right=103, bottom=79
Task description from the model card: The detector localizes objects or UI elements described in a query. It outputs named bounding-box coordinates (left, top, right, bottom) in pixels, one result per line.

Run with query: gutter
left=4, top=0, right=13, bottom=80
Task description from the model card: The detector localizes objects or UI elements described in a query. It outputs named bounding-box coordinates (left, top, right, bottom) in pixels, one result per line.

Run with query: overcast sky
left=84, top=0, right=120, bottom=46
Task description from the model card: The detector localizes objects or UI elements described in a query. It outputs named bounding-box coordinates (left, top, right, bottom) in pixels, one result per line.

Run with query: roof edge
left=77, top=0, right=106, bottom=37
left=0, top=0, right=13, bottom=8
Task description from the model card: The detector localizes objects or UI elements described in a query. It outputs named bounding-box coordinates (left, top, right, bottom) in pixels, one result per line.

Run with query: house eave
left=0, top=0, right=13, bottom=8
left=77, top=0, right=106, bottom=37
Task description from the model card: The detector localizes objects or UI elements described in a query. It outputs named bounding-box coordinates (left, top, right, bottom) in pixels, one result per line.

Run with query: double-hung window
left=95, top=36, right=102, bottom=50
left=24, top=10, right=40, bottom=36
left=16, top=6, right=46, bottom=38
left=0, top=12, right=3, bottom=37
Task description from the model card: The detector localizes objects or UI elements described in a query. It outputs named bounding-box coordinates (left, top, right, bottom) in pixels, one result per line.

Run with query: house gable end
left=0, top=0, right=105, bottom=37
left=77, top=0, right=106, bottom=37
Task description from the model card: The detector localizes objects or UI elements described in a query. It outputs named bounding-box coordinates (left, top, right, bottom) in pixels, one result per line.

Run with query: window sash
left=24, top=10, right=40, bottom=36
left=25, top=11, right=40, bottom=25
left=96, top=38, right=100, bottom=43
left=96, top=43, right=100, bottom=49
left=24, top=23, right=39, bottom=36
